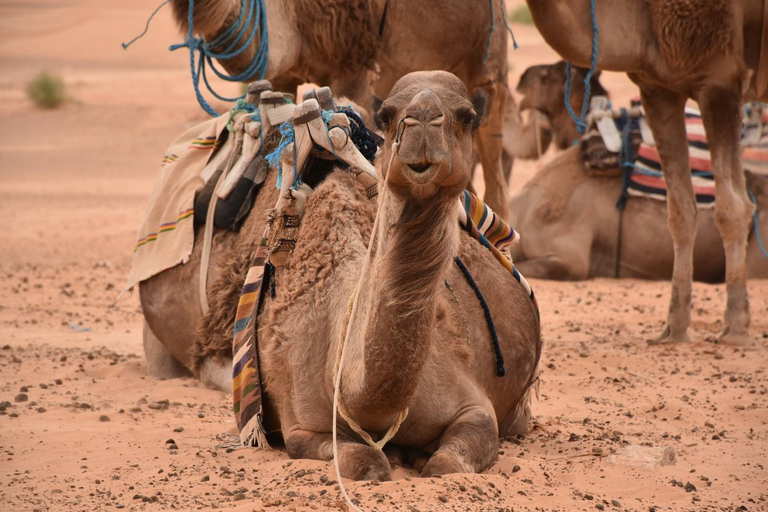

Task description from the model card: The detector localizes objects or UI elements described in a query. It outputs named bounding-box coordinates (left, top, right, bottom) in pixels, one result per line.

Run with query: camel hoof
left=647, top=326, right=691, bottom=346
left=421, top=451, right=471, bottom=477
left=716, top=327, right=754, bottom=347
left=338, top=444, right=391, bottom=481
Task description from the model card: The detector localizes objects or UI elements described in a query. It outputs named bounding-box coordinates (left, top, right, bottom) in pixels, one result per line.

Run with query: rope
left=332, top=142, right=400, bottom=512
left=748, top=188, right=768, bottom=260
left=121, top=0, right=171, bottom=50
left=484, top=0, right=519, bottom=63
left=169, top=0, right=269, bottom=117
left=564, top=0, right=598, bottom=134
left=338, top=106, right=383, bottom=161
left=453, top=256, right=505, bottom=377
left=264, top=122, right=296, bottom=189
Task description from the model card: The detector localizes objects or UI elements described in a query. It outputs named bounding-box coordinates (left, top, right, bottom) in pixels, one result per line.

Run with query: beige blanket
left=123, top=115, right=230, bottom=293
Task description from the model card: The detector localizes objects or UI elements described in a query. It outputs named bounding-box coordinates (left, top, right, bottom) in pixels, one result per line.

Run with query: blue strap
left=484, top=0, right=519, bottom=63
left=168, top=0, right=270, bottom=117
left=121, top=0, right=172, bottom=50
left=564, top=0, right=599, bottom=134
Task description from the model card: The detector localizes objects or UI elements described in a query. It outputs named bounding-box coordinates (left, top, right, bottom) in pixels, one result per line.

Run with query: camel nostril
left=408, top=162, right=432, bottom=174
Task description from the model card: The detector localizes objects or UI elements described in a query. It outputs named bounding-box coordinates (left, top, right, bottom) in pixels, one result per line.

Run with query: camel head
left=517, top=61, right=606, bottom=117
left=374, top=71, right=485, bottom=200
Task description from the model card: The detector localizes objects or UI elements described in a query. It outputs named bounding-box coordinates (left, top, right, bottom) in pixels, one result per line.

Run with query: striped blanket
left=625, top=105, right=768, bottom=206
left=123, top=115, right=230, bottom=293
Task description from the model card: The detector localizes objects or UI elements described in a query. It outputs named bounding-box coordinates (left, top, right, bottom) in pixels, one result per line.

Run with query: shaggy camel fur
left=526, top=0, right=768, bottom=345
left=258, top=71, right=539, bottom=479
left=508, top=147, right=768, bottom=282
left=170, top=0, right=515, bottom=218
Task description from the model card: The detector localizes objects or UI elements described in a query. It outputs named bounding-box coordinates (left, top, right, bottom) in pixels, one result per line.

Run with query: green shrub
left=26, top=72, right=66, bottom=109
left=509, top=5, right=533, bottom=25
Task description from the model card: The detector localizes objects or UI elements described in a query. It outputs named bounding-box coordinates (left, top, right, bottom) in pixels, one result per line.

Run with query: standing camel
left=525, top=0, right=768, bottom=345
left=169, top=0, right=514, bottom=218
left=258, top=71, right=540, bottom=479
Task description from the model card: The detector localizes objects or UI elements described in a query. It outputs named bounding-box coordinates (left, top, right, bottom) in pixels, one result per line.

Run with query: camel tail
left=647, top=0, right=734, bottom=69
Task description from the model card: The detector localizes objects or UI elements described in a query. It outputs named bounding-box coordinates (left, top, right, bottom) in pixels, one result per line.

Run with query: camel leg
left=284, top=429, right=391, bottom=481
left=639, top=85, right=694, bottom=345
left=475, top=81, right=509, bottom=220
left=143, top=321, right=192, bottom=380
left=421, top=406, right=498, bottom=477
left=198, top=356, right=232, bottom=392
left=697, top=84, right=753, bottom=345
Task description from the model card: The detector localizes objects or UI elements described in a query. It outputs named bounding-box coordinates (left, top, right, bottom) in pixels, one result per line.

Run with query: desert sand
left=1, top=1, right=766, bottom=511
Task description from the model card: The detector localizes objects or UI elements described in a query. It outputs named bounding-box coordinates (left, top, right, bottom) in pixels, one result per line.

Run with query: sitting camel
left=142, top=71, right=541, bottom=479
left=259, top=71, right=540, bottom=479
left=509, top=61, right=768, bottom=282
left=525, top=0, right=768, bottom=344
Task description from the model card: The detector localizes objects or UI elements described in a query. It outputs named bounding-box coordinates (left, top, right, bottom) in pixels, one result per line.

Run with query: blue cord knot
left=564, top=0, right=599, bottom=135
left=265, top=122, right=296, bottom=189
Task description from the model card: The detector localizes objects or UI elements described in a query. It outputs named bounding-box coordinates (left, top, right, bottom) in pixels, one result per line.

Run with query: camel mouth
left=407, top=162, right=433, bottom=174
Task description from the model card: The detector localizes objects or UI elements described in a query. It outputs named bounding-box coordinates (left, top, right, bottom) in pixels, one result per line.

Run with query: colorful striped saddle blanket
left=583, top=103, right=768, bottom=207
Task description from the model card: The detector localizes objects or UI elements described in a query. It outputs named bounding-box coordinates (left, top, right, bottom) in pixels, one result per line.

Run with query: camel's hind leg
left=638, top=85, right=695, bottom=344
left=697, top=81, right=753, bottom=345
left=475, top=81, right=509, bottom=220
left=284, top=428, right=391, bottom=481
left=143, top=321, right=192, bottom=380
left=421, top=406, right=498, bottom=477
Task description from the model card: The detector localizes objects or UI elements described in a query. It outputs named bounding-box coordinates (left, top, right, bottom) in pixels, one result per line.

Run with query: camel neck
left=341, top=188, right=459, bottom=428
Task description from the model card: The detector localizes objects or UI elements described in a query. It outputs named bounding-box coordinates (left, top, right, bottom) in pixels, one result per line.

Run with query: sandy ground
left=1, top=1, right=767, bottom=511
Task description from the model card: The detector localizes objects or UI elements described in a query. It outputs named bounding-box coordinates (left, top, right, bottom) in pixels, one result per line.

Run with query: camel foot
left=143, top=321, right=192, bottom=380
left=716, top=327, right=753, bottom=347
left=199, top=357, right=233, bottom=392
left=647, top=325, right=691, bottom=346
left=338, top=443, right=392, bottom=481
left=421, top=451, right=472, bottom=477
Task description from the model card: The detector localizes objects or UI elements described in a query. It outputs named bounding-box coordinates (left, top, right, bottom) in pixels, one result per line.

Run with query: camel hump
left=647, top=0, right=734, bottom=69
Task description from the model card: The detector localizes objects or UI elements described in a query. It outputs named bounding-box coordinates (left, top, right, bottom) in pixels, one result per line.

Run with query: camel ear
left=374, top=96, right=395, bottom=131
left=470, top=90, right=487, bottom=132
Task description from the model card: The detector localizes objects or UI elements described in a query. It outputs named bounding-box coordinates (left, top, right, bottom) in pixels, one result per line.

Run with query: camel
left=169, top=0, right=515, bottom=218
left=509, top=147, right=768, bottom=282
left=525, top=0, right=768, bottom=345
left=510, top=60, right=768, bottom=282
left=254, top=71, right=539, bottom=479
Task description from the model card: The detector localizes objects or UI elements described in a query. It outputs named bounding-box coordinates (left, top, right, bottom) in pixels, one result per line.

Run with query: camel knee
left=143, top=322, right=192, bottom=380
left=714, top=193, right=753, bottom=244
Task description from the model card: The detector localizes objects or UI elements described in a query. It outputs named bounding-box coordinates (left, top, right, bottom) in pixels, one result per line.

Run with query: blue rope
left=615, top=108, right=634, bottom=210
left=564, top=0, right=599, bottom=134
left=265, top=122, right=296, bottom=189
left=484, top=0, right=519, bottom=63
left=168, top=0, right=269, bottom=117
left=748, top=188, right=768, bottom=260
left=454, top=256, right=506, bottom=377
left=121, top=0, right=171, bottom=50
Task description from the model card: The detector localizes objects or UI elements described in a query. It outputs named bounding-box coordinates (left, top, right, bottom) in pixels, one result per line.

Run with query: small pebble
left=201, top=475, right=210, bottom=482
left=99, top=415, right=110, bottom=422
left=168, top=444, right=179, bottom=450
left=14, top=394, right=28, bottom=403
left=512, top=465, right=521, bottom=473
left=19, top=386, right=28, bottom=392
left=36, top=407, right=46, bottom=413
left=55, top=379, right=63, bottom=385
left=173, top=426, right=184, bottom=433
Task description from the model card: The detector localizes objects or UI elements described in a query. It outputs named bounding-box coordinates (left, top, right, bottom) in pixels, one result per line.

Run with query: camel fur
left=257, top=71, right=540, bottom=479
left=525, top=0, right=767, bottom=345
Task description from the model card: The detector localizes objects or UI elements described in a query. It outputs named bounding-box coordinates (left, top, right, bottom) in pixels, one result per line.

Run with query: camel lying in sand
left=509, top=61, right=768, bottom=282
left=169, top=0, right=526, bottom=218
left=525, top=0, right=768, bottom=344
left=142, top=72, right=541, bottom=479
